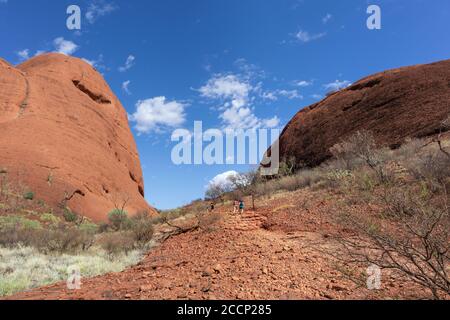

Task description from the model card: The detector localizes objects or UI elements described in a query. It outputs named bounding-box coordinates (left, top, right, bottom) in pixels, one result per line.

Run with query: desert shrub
left=98, top=222, right=110, bottom=233
left=0, top=222, right=95, bottom=253
left=335, top=199, right=449, bottom=299
left=0, top=227, right=37, bottom=248
left=329, top=144, right=362, bottom=171
left=155, top=211, right=177, bottom=225
left=108, top=209, right=130, bottom=231
left=277, top=156, right=297, bottom=177
left=205, top=183, right=229, bottom=202
left=278, top=176, right=303, bottom=192
left=405, top=151, right=450, bottom=192
left=278, top=169, right=324, bottom=192
left=394, top=138, right=425, bottom=160
left=151, top=214, right=166, bottom=225
left=381, top=185, right=429, bottom=218
left=34, top=225, right=95, bottom=253
left=78, top=221, right=99, bottom=234
left=358, top=172, right=377, bottom=192
left=98, top=232, right=135, bottom=257
left=40, top=213, right=60, bottom=225
left=253, top=180, right=278, bottom=197
left=330, top=131, right=391, bottom=183
left=0, top=215, right=42, bottom=231
left=23, top=191, right=34, bottom=201
left=0, top=246, right=144, bottom=297
left=199, top=211, right=222, bottom=232
left=63, top=208, right=78, bottom=223
left=323, top=169, right=353, bottom=190
left=130, top=211, right=154, bottom=245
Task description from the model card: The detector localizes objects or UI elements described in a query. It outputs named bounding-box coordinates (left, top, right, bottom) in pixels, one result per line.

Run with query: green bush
left=98, top=232, right=135, bottom=256
left=0, top=224, right=94, bottom=253
left=0, top=215, right=42, bottom=231
left=108, top=209, right=130, bottom=231
left=78, top=221, right=99, bottom=234
left=130, top=212, right=154, bottom=246
left=63, top=208, right=78, bottom=223
left=40, top=213, right=60, bottom=225
left=23, top=192, right=34, bottom=201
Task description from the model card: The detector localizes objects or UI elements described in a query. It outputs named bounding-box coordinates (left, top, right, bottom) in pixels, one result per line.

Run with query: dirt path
left=5, top=191, right=424, bottom=300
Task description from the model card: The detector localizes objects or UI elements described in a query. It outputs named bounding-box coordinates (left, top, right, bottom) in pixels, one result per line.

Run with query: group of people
left=207, top=200, right=245, bottom=214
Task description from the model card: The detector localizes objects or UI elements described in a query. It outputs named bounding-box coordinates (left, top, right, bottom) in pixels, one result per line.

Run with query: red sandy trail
left=5, top=190, right=426, bottom=300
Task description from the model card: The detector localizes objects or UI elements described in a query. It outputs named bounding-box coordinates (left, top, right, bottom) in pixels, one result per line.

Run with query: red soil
left=6, top=191, right=428, bottom=300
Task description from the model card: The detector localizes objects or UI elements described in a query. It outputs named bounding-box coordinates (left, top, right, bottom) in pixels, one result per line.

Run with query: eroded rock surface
left=279, top=59, right=450, bottom=166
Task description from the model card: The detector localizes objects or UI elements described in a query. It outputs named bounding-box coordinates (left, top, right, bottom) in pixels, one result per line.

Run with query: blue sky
left=1, top=0, right=449, bottom=209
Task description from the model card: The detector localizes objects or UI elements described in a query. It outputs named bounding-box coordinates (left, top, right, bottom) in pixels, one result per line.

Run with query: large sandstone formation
left=278, top=59, right=450, bottom=167
left=0, top=53, right=155, bottom=222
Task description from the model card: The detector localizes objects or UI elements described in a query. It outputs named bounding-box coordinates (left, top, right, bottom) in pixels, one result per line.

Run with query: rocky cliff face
left=278, top=59, right=450, bottom=167
left=0, top=53, right=155, bottom=222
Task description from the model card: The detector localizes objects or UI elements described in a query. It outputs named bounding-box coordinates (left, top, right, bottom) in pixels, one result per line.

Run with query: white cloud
left=122, top=80, right=131, bottom=95
left=119, top=55, right=135, bottom=72
left=0, top=0, right=8, bottom=3
left=86, top=0, right=117, bottom=24
left=261, top=91, right=277, bottom=101
left=322, top=13, right=332, bottom=24
left=295, top=29, right=326, bottom=43
left=199, top=74, right=251, bottom=101
left=311, top=94, right=323, bottom=100
left=199, top=74, right=280, bottom=131
left=34, top=50, right=46, bottom=57
left=16, top=49, right=30, bottom=61
left=277, top=89, right=302, bottom=100
left=323, top=80, right=352, bottom=92
left=261, top=89, right=303, bottom=101
left=294, top=80, right=312, bottom=87
left=208, top=171, right=240, bottom=190
left=129, top=97, right=186, bottom=134
left=263, top=116, right=281, bottom=128
left=53, top=37, right=79, bottom=55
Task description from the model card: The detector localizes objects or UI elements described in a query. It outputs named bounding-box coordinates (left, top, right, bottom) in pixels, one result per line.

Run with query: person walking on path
left=233, top=200, right=239, bottom=214
left=239, top=200, right=245, bottom=215
left=209, top=202, right=215, bottom=213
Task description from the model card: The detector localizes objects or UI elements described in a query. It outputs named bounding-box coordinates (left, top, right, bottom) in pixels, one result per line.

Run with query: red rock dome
left=0, top=53, right=156, bottom=222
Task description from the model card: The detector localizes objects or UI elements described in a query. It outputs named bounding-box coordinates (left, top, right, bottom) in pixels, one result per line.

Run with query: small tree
left=330, top=131, right=389, bottom=182
left=228, top=170, right=261, bottom=210
left=63, top=208, right=78, bottom=223
left=205, top=183, right=228, bottom=203
left=130, top=211, right=154, bottom=246
left=335, top=200, right=449, bottom=299
left=108, top=209, right=129, bottom=231
left=277, top=156, right=297, bottom=177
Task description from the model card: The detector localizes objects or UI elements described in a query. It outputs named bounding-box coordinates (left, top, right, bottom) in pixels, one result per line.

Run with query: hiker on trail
left=233, top=200, right=239, bottom=214
left=209, top=202, right=215, bottom=213
left=239, top=200, right=245, bottom=214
